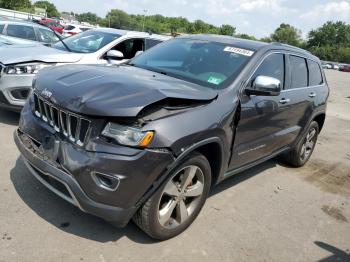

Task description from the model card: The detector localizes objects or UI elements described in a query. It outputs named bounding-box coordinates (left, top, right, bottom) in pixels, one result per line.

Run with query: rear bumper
left=14, top=129, right=137, bottom=227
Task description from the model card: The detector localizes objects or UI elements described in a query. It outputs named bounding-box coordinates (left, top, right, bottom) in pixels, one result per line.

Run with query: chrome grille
left=33, top=93, right=90, bottom=146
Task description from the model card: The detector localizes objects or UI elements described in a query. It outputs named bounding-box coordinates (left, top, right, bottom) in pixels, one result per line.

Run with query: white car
left=0, top=28, right=170, bottom=111
left=62, top=23, right=93, bottom=37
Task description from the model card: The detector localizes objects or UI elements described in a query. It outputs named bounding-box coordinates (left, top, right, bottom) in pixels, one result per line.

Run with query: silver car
left=0, top=20, right=61, bottom=46
left=0, top=28, right=170, bottom=111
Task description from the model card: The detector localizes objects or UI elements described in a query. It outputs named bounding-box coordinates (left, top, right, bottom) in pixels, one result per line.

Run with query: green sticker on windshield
left=208, top=76, right=222, bottom=85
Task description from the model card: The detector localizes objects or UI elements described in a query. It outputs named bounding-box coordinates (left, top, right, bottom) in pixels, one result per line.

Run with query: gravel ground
left=0, top=70, right=349, bottom=262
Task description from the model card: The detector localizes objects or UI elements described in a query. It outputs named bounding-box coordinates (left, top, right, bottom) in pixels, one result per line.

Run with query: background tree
left=103, top=9, right=133, bottom=29
left=306, top=21, right=350, bottom=63
left=0, top=0, right=31, bottom=11
left=34, top=0, right=59, bottom=17
left=260, top=37, right=272, bottom=43
left=219, top=24, right=235, bottom=36
left=307, top=21, right=350, bottom=47
left=236, top=33, right=256, bottom=40
left=76, top=12, right=101, bottom=25
left=270, top=23, right=302, bottom=46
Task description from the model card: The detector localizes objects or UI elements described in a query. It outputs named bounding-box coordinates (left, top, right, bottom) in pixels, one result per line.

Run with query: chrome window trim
left=242, top=50, right=325, bottom=94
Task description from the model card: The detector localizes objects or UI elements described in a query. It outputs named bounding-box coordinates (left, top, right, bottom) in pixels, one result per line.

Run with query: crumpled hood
left=34, top=64, right=218, bottom=117
left=0, top=44, right=83, bottom=65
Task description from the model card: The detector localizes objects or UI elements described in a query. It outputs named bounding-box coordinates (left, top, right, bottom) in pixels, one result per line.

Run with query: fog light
left=91, top=172, right=120, bottom=191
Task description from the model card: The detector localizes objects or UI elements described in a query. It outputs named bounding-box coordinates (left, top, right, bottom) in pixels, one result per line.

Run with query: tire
left=282, top=121, right=319, bottom=167
left=133, top=152, right=212, bottom=240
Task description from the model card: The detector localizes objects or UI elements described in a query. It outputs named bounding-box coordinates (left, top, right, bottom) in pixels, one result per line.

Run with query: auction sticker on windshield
left=224, top=46, right=254, bottom=57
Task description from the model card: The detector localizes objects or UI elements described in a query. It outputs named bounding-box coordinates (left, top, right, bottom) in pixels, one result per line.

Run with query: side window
left=0, top=24, right=4, bottom=34
left=37, top=28, right=59, bottom=44
left=308, top=60, right=323, bottom=86
left=6, top=24, right=36, bottom=41
left=112, top=39, right=145, bottom=59
left=251, top=53, right=285, bottom=88
left=289, top=55, right=308, bottom=89
left=145, top=39, right=162, bottom=50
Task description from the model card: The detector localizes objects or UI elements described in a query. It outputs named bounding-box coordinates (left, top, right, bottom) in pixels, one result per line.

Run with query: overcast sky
left=46, top=0, right=350, bottom=38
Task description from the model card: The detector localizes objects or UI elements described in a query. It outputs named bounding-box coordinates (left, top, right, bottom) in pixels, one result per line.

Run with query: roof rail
left=270, top=42, right=312, bottom=54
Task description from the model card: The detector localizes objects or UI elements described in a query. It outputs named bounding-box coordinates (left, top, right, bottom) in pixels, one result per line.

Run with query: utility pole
left=142, top=9, right=148, bottom=31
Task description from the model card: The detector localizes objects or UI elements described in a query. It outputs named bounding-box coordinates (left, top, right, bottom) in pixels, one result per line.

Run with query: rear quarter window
left=289, top=55, right=308, bottom=89
left=308, top=60, right=323, bottom=86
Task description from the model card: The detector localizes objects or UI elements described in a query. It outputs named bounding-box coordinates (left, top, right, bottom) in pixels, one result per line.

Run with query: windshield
left=130, top=38, right=254, bottom=89
left=53, top=30, right=120, bottom=53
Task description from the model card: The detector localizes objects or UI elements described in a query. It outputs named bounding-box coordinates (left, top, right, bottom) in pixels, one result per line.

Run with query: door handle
left=279, top=98, right=290, bottom=104
left=309, top=92, right=316, bottom=98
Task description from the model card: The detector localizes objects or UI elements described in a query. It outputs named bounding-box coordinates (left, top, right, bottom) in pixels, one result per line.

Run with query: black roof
left=181, top=34, right=316, bottom=59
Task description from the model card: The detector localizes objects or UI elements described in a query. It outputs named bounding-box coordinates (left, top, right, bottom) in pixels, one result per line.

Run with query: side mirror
left=246, top=75, right=281, bottom=96
left=135, top=50, right=143, bottom=57
left=106, top=50, right=124, bottom=60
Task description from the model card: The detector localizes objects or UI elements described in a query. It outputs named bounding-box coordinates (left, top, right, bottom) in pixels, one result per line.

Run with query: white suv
left=0, top=28, right=170, bottom=111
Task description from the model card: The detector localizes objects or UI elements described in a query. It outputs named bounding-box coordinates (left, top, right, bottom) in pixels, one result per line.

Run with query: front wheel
left=282, top=121, right=319, bottom=167
left=133, top=152, right=211, bottom=240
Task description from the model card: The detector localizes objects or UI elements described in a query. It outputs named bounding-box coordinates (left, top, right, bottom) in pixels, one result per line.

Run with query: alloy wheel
left=158, top=165, right=205, bottom=229
left=300, top=127, right=317, bottom=161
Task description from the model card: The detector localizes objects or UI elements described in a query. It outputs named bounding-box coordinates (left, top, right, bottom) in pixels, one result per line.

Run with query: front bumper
left=15, top=130, right=137, bottom=226
left=0, top=73, right=33, bottom=111
left=14, top=103, right=175, bottom=226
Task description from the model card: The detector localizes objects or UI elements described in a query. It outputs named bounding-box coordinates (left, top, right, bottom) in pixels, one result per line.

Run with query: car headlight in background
left=102, top=122, right=154, bottom=148
left=4, top=63, right=54, bottom=75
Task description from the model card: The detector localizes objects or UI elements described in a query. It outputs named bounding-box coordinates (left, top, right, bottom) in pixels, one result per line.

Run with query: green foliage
left=337, top=47, right=350, bottom=63
left=306, top=21, right=350, bottom=63
left=97, top=9, right=234, bottom=35
left=260, top=37, right=272, bottom=43
left=236, top=33, right=257, bottom=40
left=270, top=23, right=302, bottom=46
left=76, top=12, right=101, bottom=25
left=307, top=21, right=350, bottom=47
left=34, top=0, right=59, bottom=17
left=104, top=9, right=133, bottom=29
left=0, top=0, right=31, bottom=10
left=219, top=24, right=236, bottom=36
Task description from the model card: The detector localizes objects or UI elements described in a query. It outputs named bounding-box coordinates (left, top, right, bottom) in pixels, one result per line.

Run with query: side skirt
left=222, top=146, right=290, bottom=179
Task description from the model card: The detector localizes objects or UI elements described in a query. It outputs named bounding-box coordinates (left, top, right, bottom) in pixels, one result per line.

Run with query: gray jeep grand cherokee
left=14, top=35, right=329, bottom=240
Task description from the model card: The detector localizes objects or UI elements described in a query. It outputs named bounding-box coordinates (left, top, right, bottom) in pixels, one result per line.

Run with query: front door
left=229, top=52, right=299, bottom=169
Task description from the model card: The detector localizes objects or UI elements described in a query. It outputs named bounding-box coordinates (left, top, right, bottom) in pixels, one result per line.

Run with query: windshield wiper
left=49, top=28, right=72, bottom=52
left=128, top=63, right=168, bottom=75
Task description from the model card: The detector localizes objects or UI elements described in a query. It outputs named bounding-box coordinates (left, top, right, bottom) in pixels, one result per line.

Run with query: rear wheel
left=283, top=121, right=319, bottom=167
left=133, top=152, right=211, bottom=240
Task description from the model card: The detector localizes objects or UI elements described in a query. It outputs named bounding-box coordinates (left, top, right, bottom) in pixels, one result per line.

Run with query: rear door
left=282, top=54, right=314, bottom=136
left=6, top=24, right=36, bottom=41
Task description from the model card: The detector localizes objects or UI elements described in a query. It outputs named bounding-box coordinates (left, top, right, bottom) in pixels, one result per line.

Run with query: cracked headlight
left=4, top=63, right=54, bottom=75
left=102, top=122, right=154, bottom=148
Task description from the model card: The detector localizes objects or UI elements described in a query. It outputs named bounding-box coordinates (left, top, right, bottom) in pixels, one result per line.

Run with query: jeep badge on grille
left=41, top=88, right=53, bottom=99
